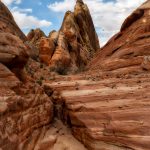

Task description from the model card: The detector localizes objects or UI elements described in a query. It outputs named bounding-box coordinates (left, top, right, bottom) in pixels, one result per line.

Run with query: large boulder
left=0, top=1, right=29, bottom=73
left=0, top=32, right=28, bottom=70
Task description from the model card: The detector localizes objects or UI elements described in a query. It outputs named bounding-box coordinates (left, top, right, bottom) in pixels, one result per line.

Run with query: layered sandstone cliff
left=0, top=1, right=88, bottom=149
left=0, top=1, right=52, bottom=149
left=45, top=1, right=150, bottom=150
left=88, top=0, right=150, bottom=77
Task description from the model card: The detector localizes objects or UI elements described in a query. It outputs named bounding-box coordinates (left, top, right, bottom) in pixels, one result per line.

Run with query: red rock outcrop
left=0, top=1, right=88, bottom=149
left=38, top=0, right=100, bottom=74
left=88, top=0, right=150, bottom=76
left=0, top=1, right=26, bottom=41
left=27, top=28, right=46, bottom=48
left=26, top=28, right=46, bottom=59
left=0, top=32, right=28, bottom=70
left=44, top=1, right=150, bottom=150
left=45, top=73, right=150, bottom=150
left=2, top=0, right=150, bottom=150
left=39, top=39, right=54, bottom=65
left=0, top=1, right=53, bottom=149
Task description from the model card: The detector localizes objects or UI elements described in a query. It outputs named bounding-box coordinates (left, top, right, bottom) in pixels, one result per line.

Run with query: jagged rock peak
left=27, top=28, right=46, bottom=42
left=38, top=0, right=100, bottom=74
left=26, top=28, right=46, bottom=59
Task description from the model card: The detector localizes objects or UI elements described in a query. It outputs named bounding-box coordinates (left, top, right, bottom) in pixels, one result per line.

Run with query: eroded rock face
left=2, top=0, right=150, bottom=150
left=27, top=28, right=46, bottom=48
left=38, top=0, right=100, bottom=74
left=26, top=28, right=46, bottom=59
left=46, top=74, right=150, bottom=150
left=0, top=2, right=53, bottom=149
left=0, top=32, right=28, bottom=70
left=88, top=0, right=150, bottom=76
left=74, top=0, right=100, bottom=51
left=0, top=1, right=30, bottom=78
left=39, top=36, right=56, bottom=66
left=0, top=1, right=26, bottom=41
left=44, top=1, right=150, bottom=150
left=0, top=82, right=53, bottom=150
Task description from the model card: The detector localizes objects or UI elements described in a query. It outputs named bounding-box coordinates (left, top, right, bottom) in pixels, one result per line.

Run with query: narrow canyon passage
left=1, top=0, right=150, bottom=150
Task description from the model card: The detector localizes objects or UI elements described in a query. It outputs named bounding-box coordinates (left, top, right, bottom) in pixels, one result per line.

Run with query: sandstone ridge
left=88, top=0, right=150, bottom=77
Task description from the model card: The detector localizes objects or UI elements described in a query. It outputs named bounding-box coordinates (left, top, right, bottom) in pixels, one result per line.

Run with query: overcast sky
left=3, top=0, right=146, bottom=46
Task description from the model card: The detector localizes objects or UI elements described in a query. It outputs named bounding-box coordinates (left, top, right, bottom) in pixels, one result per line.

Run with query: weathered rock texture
left=26, top=28, right=46, bottom=59
left=0, top=1, right=53, bottom=149
left=1, top=0, right=150, bottom=150
left=0, top=32, right=28, bottom=70
left=0, top=81, right=53, bottom=150
left=46, top=73, right=150, bottom=150
left=0, top=1, right=87, bottom=149
left=27, top=28, right=46, bottom=48
left=0, top=1, right=26, bottom=41
left=88, top=0, right=150, bottom=76
left=38, top=0, right=100, bottom=74
left=44, top=1, right=150, bottom=150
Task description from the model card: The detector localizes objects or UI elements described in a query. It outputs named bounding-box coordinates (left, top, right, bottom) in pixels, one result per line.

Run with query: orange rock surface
left=0, top=1, right=26, bottom=41
left=38, top=0, right=100, bottom=74
left=0, top=1, right=53, bottom=149
left=89, top=1, right=150, bottom=76
left=43, top=1, right=150, bottom=150
left=1, top=0, right=150, bottom=150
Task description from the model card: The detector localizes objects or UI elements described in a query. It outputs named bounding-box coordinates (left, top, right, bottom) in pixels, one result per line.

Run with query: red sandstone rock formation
left=0, top=1, right=86, bottom=149
left=88, top=0, right=150, bottom=77
left=45, top=72, right=150, bottom=150
left=1, top=0, right=150, bottom=150
left=26, top=28, right=46, bottom=59
left=38, top=0, right=100, bottom=74
left=44, top=1, right=150, bottom=150
left=0, top=1, right=26, bottom=41
left=39, top=33, right=57, bottom=65
left=27, top=28, right=46, bottom=48
left=0, top=1, right=53, bottom=149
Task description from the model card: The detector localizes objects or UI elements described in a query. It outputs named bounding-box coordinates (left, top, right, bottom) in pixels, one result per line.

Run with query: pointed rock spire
left=39, top=0, right=100, bottom=74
